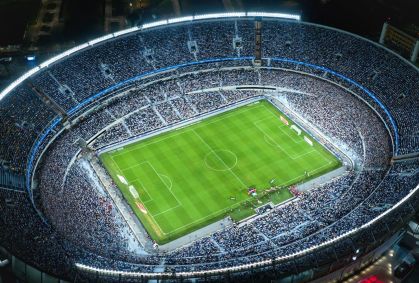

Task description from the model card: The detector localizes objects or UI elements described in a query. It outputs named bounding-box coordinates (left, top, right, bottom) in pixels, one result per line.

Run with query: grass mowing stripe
left=100, top=100, right=340, bottom=244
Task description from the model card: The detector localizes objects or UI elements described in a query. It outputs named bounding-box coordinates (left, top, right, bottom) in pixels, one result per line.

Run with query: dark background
left=0, top=0, right=417, bottom=89
left=0, top=0, right=418, bottom=46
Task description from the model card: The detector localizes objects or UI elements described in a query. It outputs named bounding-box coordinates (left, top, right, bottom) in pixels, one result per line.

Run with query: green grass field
left=100, top=100, right=341, bottom=244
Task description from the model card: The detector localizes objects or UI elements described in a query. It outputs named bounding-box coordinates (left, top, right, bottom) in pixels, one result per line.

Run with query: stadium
left=0, top=11, right=418, bottom=283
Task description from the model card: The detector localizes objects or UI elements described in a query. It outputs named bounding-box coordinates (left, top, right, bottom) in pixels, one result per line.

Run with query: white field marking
left=128, top=180, right=167, bottom=234
left=145, top=161, right=182, bottom=206
left=263, top=128, right=316, bottom=160
left=111, top=129, right=186, bottom=158
left=108, top=102, right=333, bottom=236
left=277, top=160, right=334, bottom=188
left=277, top=125, right=304, bottom=143
left=318, top=147, right=336, bottom=164
left=110, top=102, right=267, bottom=158
left=158, top=174, right=173, bottom=190
left=287, top=147, right=317, bottom=160
left=204, top=149, right=238, bottom=172
left=254, top=117, right=304, bottom=144
left=191, top=129, right=247, bottom=188
left=108, top=156, right=168, bottom=235
left=138, top=160, right=333, bottom=236
left=111, top=158, right=154, bottom=203
left=301, top=140, right=335, bottom=165
left=253, top=121, right=315, bottom=160
left=154, top=154, right=330, bottom=236
left=128, top=177, right=153, bottom=203
left=109, top=124, right=256, bottom=235
left=254, top=117, right=304, bottom=148
left=254, top=111, right=338, bottom=168
left=259, top=103, right=339, bottom=159
left=255, top=105, right=338, bottom=165
left=153, top=196, right=249, bottom=235
left=147, top=197, right=233, bottom=236
left=263, top=134, right=280, bottom=148
left=121, top=161, right=180, bottom=206
left=151, top=204, right=181, bottom=217
left=110, top=155, right=129, bottom=181
left=116, top=160, right=148, bottom=172
left=118, top=160, right=179, bottom=235
left=122, top=165, right=173, bottom=194
left=128, top=173, right=333, bottom=236
left=310, top=160, right=334, bottom=175
left=252, top=106, right=304, bottom=143
left=193, top=103, right=265, bottom=129
left=261, top=102, right=290, bottom=121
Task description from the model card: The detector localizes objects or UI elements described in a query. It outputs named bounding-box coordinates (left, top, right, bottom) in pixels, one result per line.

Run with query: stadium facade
left=0, top=12, right=418, bottom=282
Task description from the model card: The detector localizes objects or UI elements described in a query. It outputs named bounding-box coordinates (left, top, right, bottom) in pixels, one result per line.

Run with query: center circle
left=204, top=149, right=238, bottom=171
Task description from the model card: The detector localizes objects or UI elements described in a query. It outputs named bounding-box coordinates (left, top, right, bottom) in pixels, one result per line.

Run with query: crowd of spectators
left=30, top=65, right=417, bottom=275
left=1, top=19, right=417, bottom=175
left=0, top=190, right=70, bottom=276
left=0, top=18, right=417, bottom=279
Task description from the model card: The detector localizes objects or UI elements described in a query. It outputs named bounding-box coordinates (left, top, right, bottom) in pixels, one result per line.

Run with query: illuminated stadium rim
left=5, top=13, right=406, bottom=274
left=25, top=57, right=405, bottom=274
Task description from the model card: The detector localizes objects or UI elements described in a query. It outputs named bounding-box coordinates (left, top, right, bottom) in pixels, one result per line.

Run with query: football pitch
left=100, top=100, right=341, bottom=244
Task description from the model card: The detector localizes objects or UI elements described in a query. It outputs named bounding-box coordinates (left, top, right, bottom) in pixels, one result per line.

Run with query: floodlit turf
left=100, top=100, right=341, bottom=244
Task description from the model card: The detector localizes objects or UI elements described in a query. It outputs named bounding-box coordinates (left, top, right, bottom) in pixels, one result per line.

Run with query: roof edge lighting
left=194, top=12, right=246, bottom=20
left=247, top=12, right=301, bottom=21
left=168, top=16, right=193, bottom=24
left=142, top=20, right=168, bottom=30
left=88, top=34, right=114, bottom=45
left=0, top=11, right=300, bottom=100
left=113, top=26, right=140, bottom=37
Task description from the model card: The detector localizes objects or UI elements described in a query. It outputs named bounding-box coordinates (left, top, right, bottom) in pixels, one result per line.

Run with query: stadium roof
left=0, top=11, right=300, bottom=101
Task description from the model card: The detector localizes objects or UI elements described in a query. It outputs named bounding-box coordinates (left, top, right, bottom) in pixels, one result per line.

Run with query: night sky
left=0, top=0, right=417, bottom=46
